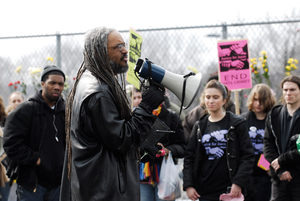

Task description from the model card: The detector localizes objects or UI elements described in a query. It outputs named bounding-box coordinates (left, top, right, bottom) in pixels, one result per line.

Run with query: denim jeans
left=0, top=182, right=10, bottom=201
left=251, top=174, right=271, bottom=201
left=17, top=184, right=60, bottom=201
left=140, top=183, right=174, bottom=201
left=271, top=175, right=300, bottom=201
left=200, top=200, right=217, bottom=201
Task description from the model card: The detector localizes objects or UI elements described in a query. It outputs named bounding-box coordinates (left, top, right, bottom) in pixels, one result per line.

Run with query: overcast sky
left=1, top=0, right=300, bottom=37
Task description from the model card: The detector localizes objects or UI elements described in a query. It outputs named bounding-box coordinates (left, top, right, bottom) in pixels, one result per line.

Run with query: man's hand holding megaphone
left=134, top=58, right=202, bottom=110
left=138, top=84, right=165, bottom=113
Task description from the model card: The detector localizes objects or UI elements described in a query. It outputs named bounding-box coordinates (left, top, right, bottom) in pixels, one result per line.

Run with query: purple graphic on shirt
left=202, top=130, right=228, bottom=160
left=248, top=127, right=264, bottom=155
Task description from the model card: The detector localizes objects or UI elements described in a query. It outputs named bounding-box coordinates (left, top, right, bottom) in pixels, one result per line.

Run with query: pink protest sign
left=217, top=39, right=252, bottom=90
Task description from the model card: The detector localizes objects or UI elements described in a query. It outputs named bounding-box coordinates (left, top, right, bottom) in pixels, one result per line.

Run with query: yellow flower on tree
left=261, top=51, right=267, bottom=55
left=29, top=67, right=42, bottom=75
left=285, top=57, right=299, bottom=76
left=187, top=66, right=198, bottom=74
left=28, top=67, right=42, bottom=91
left=47, top=57, right=54, bottom=63
left=15, top=66, right=22, bottom=73
left=250, top=51, right=271, bottom=86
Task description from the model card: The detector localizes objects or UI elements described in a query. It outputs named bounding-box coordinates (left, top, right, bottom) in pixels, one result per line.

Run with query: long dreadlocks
left=65, top=27, right=132, bottom=178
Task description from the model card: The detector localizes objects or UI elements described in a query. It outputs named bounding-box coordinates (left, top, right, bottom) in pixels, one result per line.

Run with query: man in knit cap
left=4, top=65, right=66, bottom=201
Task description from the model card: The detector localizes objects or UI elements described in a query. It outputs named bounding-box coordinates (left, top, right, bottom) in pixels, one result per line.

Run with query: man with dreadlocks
left=60, top=27, right=165, bottom=201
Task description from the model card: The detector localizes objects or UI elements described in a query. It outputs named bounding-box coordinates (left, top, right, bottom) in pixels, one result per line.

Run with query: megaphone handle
left=179, top=72, right=196, bottom=115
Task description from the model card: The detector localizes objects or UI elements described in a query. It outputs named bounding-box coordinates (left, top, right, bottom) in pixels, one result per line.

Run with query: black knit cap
left=41, top=65, right=65, bottom=81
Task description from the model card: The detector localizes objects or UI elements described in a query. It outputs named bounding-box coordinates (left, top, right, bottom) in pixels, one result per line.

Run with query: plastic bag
left=157, top=153, right=181, bottom=200
left=219, top=193, right=244, bottom=201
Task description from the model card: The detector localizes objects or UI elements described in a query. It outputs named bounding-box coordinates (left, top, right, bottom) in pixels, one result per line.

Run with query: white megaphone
left=134, top=58, right=202, bottom=109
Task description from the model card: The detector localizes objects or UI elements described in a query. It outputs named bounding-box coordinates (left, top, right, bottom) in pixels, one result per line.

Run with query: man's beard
left=110, top=60, right=128, bottom=75
left=45, top=89, right=60, bottom=102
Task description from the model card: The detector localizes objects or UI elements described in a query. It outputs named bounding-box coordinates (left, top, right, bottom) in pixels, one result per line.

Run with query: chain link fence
left=1, top=18, right=300, bottom=112
left=1, top=18, right=300, bottom=201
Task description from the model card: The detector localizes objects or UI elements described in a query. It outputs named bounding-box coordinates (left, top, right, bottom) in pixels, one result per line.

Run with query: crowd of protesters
left=0, top=26, right=299, bottom=201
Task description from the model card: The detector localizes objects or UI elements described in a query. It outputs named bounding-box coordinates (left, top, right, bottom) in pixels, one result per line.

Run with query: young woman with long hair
left=242, top=83, right=276, bottom=201
left=183, top=80, right=254, bottom=201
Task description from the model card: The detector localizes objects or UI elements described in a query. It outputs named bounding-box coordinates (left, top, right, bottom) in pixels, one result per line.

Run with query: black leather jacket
left=183, top=112, right=254, bottom=198
left=60, top=70, right=157, bottom=201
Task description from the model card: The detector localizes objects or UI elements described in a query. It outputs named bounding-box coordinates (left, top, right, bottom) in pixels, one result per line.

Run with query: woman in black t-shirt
left=242, top=84, right=276, bottom=201
left=183, top=80, right=254, bottom=201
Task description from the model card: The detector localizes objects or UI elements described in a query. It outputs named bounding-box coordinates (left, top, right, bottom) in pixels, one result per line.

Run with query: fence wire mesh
left=1, top=19, right=300, bottom=112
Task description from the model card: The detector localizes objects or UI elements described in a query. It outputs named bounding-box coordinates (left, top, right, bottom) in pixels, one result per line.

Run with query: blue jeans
left=270, top=175, right=300, bottom=201
left=200, top=200, right=217, bottom=201
left=0, top=182, right=10, bottom=201
left=251, top=174, right=271, bottom=201
left=17, top=184, right=60, bottom=201
left=140, top=183, right=174, bottom=201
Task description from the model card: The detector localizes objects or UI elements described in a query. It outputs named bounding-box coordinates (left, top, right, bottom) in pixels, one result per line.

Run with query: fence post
left=56, top=32, right=61, bottom=68
left=222, top=23, right=227, bottom=40
left=222, top=23, right=240, bottom=115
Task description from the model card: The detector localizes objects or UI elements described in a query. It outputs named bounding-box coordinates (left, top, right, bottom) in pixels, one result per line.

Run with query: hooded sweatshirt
left=29, top=90, right=66, bottom=188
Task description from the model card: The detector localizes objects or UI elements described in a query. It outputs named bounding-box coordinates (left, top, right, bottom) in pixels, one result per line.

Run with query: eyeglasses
left=108, top=43, right=128, bottom=51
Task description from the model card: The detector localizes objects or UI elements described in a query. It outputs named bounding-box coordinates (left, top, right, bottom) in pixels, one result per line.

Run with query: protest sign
left=217, top=39, right=252, bottom=91
left=126, top=28, right=143, bottom=89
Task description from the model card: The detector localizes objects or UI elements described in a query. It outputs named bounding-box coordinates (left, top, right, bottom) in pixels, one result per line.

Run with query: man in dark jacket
left=264, top=75, right=300, bottom=201
left=60, top=27, right=165, bottom=201
left=4, top=65, right=66, bottom=201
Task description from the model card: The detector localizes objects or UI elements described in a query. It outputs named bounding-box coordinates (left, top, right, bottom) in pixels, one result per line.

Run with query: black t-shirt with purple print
left=246, top=111, right=267, bottom=176
left=197, top=114, right=231, bottom=200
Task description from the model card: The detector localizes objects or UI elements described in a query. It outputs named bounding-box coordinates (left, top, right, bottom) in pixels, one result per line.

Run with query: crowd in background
left=0, top=27, right=300, bottom=201
left=1, top=73, right=299, bottom=201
